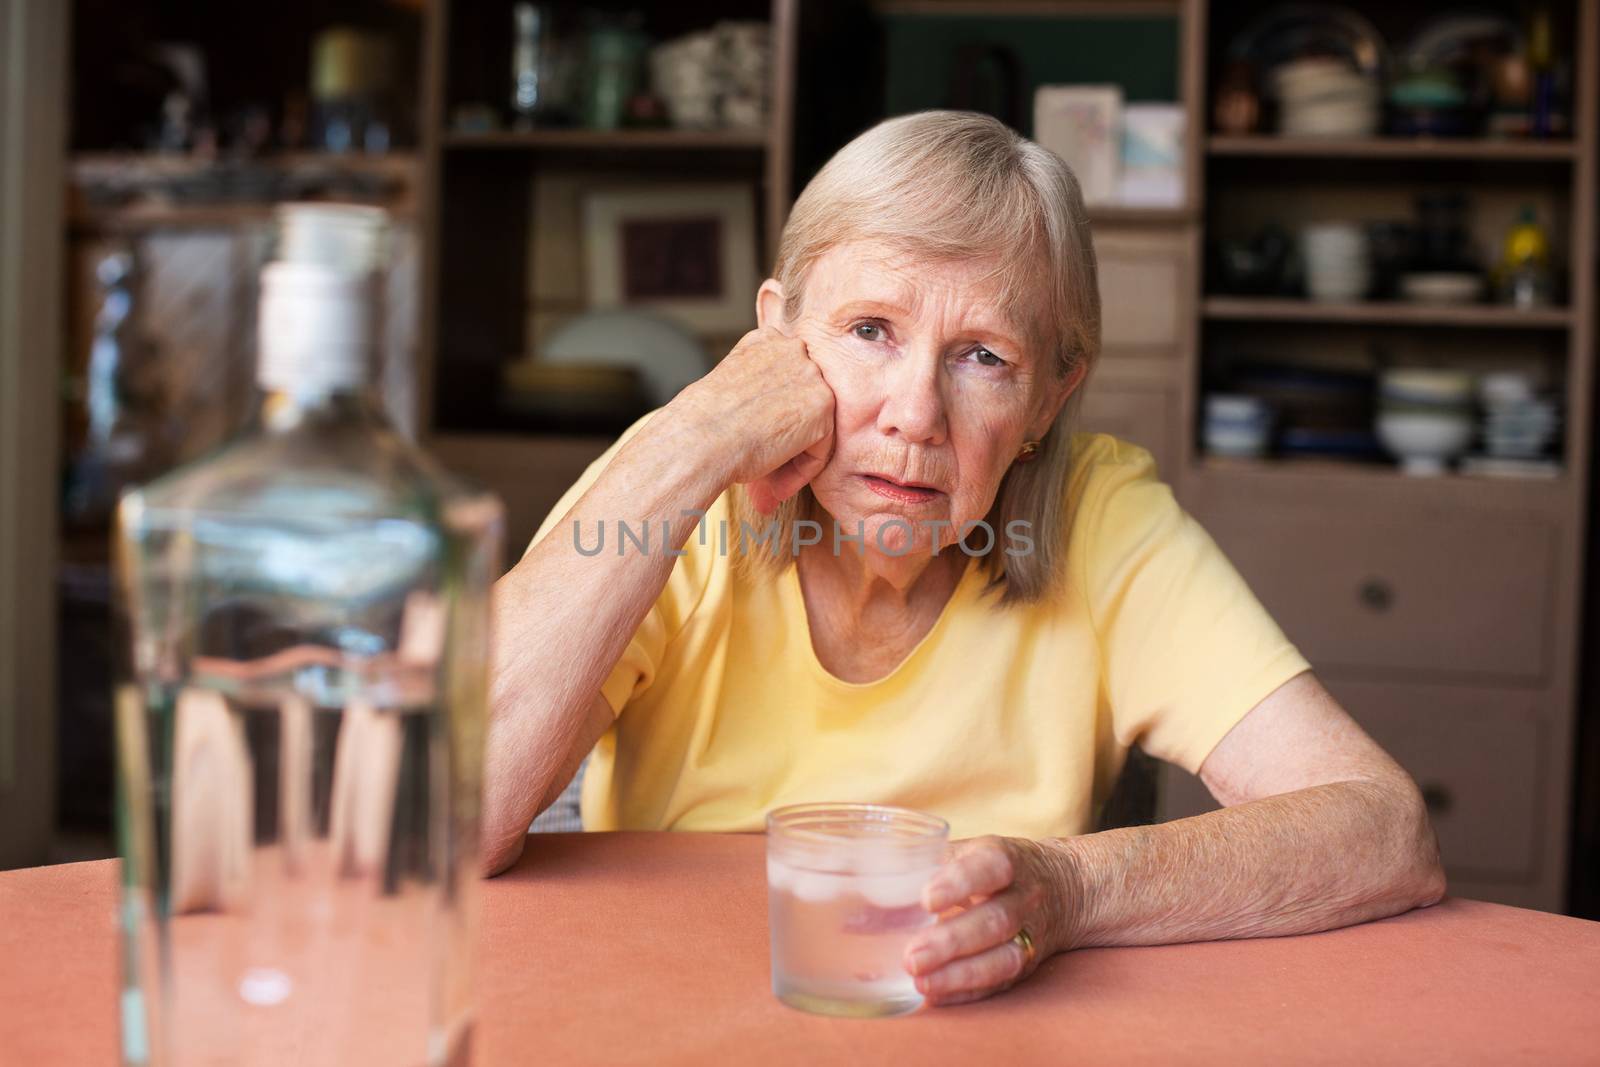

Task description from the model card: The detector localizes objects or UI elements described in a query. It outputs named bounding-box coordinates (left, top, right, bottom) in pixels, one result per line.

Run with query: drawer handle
left=1358, top=579, right=1394, bottom=613
left=1421, top=783, right=1453, bottom=815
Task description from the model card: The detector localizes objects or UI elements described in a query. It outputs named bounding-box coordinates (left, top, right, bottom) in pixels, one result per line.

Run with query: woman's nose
left=875, top=347, right=948, bottom=446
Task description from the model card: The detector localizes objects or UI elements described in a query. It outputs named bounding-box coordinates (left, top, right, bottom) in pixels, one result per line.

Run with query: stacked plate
left=1375, top=369, right=1474, bottom=475
left=1274, top=58, right=1380, bottom=138
left=1479, top=373, right=1560, bottom=459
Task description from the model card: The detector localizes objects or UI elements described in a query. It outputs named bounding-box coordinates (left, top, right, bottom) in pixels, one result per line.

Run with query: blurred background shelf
left=1087, top=204, right=1196, bottom=225
left=1190, top=455, right=1571, bottom=514
left=1208, top=135, right=1579, bottom=161
left=442, top=127, right=769, bottom=150
left=9, top=0, right=1599, bottom=919
left=1202, top=296, right=1574, bottom=328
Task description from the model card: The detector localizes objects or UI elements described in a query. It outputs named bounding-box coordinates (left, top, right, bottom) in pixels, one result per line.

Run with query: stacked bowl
left=1479, top=373, right=1559, bottom=459
left=1274, top=58, right=1380, bottom=138
left=1375, top=369, right=1474, bottom=475
left=1203, top=394, right=1273, bottom=458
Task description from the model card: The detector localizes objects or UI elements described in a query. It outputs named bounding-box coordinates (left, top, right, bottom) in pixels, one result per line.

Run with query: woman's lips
left=860, top=474, right=943, bottom=504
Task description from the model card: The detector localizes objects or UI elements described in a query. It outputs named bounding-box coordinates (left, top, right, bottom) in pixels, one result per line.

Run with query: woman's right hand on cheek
left=669, top=326, right=835, bottom=514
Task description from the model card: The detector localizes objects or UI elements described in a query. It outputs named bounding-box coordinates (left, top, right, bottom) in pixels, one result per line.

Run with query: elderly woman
left=483, top=111, right=1444, bottom=1006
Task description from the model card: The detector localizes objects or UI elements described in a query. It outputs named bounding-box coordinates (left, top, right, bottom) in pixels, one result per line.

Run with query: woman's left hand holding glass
left=903, top=835, right=1084, bottom=1006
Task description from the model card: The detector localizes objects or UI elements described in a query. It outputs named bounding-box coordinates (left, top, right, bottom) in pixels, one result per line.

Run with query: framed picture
left=581, top=182, right=759, bottom=334
left=1118, top=103, right=1186, bottom=207
left=1033, top=85, right=1123, bottom=205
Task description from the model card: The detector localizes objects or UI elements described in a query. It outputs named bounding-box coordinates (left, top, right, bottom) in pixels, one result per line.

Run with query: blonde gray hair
left=729, top=109, right=1101, bottom=603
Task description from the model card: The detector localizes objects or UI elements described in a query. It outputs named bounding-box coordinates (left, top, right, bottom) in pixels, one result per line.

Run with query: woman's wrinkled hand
left=668, top=325, right=834, bottom=515
left=903, top=835, right=1084, bottom=1007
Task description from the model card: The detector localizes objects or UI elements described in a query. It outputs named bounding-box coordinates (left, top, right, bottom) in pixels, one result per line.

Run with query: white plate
left=1399, top=272, right=1483, bottom=305
left=538, top=308, right=713, bottom=408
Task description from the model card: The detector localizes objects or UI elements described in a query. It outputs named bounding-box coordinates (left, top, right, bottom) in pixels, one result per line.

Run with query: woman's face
left=761, top=240, right=1077, bottom=559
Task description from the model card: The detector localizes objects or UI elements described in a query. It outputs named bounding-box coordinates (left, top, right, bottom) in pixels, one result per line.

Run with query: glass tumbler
left=766, top=803, right=949, bottom=1018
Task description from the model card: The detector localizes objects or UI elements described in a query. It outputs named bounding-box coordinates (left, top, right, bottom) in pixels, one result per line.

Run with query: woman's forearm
left=1053, top=778, right=1446, bottom=950
left=481, top=411, right=731, bottom=867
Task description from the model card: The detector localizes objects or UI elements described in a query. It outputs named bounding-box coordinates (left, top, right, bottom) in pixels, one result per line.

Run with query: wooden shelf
left=70, top=151, right=420, bottom=179
left=442, top=128, right=768, bottom=151
left=69, top=200, right=418, bottom=235
left=1189, top=456, right=1570, bottom=515
left=1203, top=297, right=1573, bottom=329
left=871, top=0, right=1181, bottom=14
left=1087, top=204, right=1195, bottom=225
left=1207, top=136, right=1578, bottom=162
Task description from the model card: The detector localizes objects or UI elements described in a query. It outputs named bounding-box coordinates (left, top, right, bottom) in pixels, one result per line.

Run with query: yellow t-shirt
left=526, top=415, right=1309, bottom=840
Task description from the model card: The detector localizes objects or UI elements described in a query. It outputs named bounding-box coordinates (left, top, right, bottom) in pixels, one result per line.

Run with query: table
left=4, top=832, right=1599, bottom=1065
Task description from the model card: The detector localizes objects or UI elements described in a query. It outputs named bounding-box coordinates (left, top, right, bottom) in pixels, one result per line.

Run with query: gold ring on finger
left=1011, top=926, right=1037, bottom=967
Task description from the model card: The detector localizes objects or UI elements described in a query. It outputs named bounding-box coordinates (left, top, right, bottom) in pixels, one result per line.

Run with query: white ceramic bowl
left=1478, top=372, right=1536, bottom=407
left=1377, top=412, right=1474, bottom=475
left=1380, top=368, right=1475, bottom=405
left=1206, top=393, right=1271, bottom=423
left=1205, top=423, right=1271, bottom=458
left=1399, top=272, right=1483, bottom=305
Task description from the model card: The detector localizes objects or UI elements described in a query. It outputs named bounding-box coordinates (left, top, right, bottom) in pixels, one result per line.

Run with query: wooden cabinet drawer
left=1094, top=228, right=1189, bottom=353
left=1329, top=680, right=1543, bottom=882
left=1158, top=680, right=1546, bottom=886
left=1196, top=508, right=1556, bottom=681
left=1076, top=386, right=1177, bottom=481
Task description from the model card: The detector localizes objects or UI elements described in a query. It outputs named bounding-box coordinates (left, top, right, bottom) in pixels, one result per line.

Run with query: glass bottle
left=1497, top=205, right=1555, bottom=309
left=113, top=204, right=503, bottom=1067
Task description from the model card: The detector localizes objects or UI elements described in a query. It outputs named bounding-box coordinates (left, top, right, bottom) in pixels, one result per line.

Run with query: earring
left=1015, top=441, right=1040, bottom=463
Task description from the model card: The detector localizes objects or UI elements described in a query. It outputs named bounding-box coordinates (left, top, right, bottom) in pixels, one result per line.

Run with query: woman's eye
left=970, top=347, right=1007, bottom=368
left=852, top=322, right=883, bottom=342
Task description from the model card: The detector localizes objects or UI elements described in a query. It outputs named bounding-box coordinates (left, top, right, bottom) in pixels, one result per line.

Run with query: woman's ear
left=1032, top=360, right=1089, bottom=439
left=756, top=279, right=787, bottom=333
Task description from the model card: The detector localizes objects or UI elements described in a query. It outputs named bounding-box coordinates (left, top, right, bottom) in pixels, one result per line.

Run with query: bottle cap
left=258, top=262, right=377, bottom=394
left=257, top=204, right=388, bottom=393
left=275, top=202, right=388, bottom=274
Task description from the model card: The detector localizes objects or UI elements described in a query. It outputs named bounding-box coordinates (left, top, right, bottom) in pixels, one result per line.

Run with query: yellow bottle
left=1498, top=206, right=1554, bottom=308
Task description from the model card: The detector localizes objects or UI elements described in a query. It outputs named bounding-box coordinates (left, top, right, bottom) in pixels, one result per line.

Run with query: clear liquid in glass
left=766, top=803, right=948, bottom=1018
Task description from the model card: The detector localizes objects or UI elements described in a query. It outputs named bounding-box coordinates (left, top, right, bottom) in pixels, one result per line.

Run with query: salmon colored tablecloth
left=4, top=831, right=1599, bottom=1065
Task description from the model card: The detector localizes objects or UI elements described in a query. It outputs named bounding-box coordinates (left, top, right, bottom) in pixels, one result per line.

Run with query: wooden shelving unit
left=1155, top=0, right=1599, bottom=914
left=1202, top=296, right=1574, bottom=329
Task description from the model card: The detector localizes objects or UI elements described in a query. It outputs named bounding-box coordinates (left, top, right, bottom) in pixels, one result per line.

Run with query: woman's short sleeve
left=1075, top=436, right=1311, bottom=774
left=523, top=410, right=714, bottom=717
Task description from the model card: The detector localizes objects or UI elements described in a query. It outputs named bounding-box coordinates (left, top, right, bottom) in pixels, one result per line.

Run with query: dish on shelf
left=537, top=307, right=712, bottom=408
left=1228, top=4, right=1389, bottom=82
left=1398, top=272, right=1483, bottom=305
left=1379, top=368, right=1474, bottom=409
left=1403, top=15, right=1521, bottom=72
left=1481, top=386, right=1560, bottom=460
left=1275, top=57, right=1379, bottom=138
left=1204, top=393, right=1274, bottom=458
left=500, top=362, right=648, bottom=420
left=1376, top=411, right=1474, bottom=475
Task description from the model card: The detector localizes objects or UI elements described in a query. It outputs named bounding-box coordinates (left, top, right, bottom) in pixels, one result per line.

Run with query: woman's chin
left=816, top=509, right=952, bottom=559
